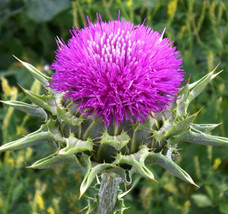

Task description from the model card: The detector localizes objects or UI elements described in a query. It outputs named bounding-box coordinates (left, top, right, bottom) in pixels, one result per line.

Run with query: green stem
left=130, top=128, right=137, bottom=153
left=114, top=122, right=119, bottom=136
left=97, top=143, right=106, bottom=162
left=83, top=120, right=95, bottom=140
left=96, top=173, right=122, bottom=214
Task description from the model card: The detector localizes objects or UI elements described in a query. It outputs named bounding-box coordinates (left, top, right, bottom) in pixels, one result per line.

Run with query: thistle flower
left=51, top=14, right=184, bottom=126
left=1, top=14, right=227, bottom=214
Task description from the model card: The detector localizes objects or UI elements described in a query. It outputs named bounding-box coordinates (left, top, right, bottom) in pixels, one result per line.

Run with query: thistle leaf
left=114, top=147, right=156, bottom=182
left=172, top=131, right=228, bottom=146
left=154, top=113, right=197, bottom=141
left=131, top=121, right=152, bottom=153
left=164, top=113, right=197, bottom=138
left=0, top=131, right=55, bottom=152
left=176, top=84, right=190, bottom=116
left=186, top=66, right=222, bottom=110
left=146, top=153, right=199, bottom=187
left=118, top=175, right=141, bottom=199
left=42, top=120, right=63, bottom=140
left=153, top=120, right=172, bottom=141
left=100, top=132, right=130, bottom=151
left=0, top=120, right=62, bottom=152
left=19, top=85, right=54, bottom=113
left=80, top=161, right=115, bottom=198
left=191, top=123, right=221, bottom=133
left=27, top=153, right=77, bottom=169
left=13, top=56, right=51, bottom=86
left=56, top=104, right=83, bottom=126
left=0, top=100, right=47, bottom=119
left=58, top=134, right=93, bottom=155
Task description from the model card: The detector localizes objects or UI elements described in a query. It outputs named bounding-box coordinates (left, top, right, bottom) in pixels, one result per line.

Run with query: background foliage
left=0, top=0, right=228, bottom=213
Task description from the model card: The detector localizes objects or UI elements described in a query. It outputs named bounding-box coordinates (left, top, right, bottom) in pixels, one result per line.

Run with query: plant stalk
left=96, top=173, right=122, bottom=214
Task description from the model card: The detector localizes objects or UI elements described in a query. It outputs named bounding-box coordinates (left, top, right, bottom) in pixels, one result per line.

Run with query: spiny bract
left=0, top=14, right=227, bottom=214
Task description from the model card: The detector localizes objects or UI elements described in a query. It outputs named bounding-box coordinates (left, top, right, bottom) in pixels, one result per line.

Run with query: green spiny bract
left=1, top=58, right=227, bottom=212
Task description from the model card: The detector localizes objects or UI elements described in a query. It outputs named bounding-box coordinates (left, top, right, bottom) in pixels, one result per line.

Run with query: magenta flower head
left=50, top=14, right=184, bottom=126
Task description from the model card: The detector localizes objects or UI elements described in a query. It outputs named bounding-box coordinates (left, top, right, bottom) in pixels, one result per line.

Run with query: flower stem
left=96, top=173, right=122, bottom=214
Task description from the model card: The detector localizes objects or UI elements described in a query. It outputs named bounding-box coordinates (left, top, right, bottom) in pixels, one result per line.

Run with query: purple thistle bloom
left=51, top=14, right=184, bottom=126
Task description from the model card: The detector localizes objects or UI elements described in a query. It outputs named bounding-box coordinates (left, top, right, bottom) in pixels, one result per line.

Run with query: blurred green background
left=0, top=0, right=228, bottom=213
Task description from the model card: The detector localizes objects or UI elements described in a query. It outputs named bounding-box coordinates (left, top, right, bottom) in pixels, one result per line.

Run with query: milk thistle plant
left=1, top=14, right=228, bottom=213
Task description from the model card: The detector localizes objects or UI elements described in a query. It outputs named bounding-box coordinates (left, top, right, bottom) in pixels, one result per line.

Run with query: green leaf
left=114, top=147, right=156, bottom=182
left=186, top=66, right=222, bottom=110
left=28, top=153, right=77, bottom=169
left=13, top=56, right=51, bottom=86
left=154, top=113, right=197, bottom=141
left=0, top=100, right=47, bottom=119
left=171, top=131, right=228, bottom=146
left=165, top=114, right=197, bottom=138
left=58, top=134, right=93, bottom=156
left=153, top=120, right=172, bottom=141
left=176, top=84, right=190, bottom=116
left=19, top=85, right=54, bottom=113
left=55, top=94, right=83, bottom=126
left=191, top=194, right=212, bottom=208
left=146, top=153, right=199, bottom=187
left=100, top=132, right=130, bottom=151
left=42, top=120, right=62, bottom=140
left=56, top=104, right=83, bottom=126
left=80, top=160, right=114, bottom=198
left=30, top=78, right=42, bottom=95
left=0, top=120, right=61, bottom=152
left=191, top=123, right=221, bottom=133
left=131, top=120, right=152, bottom=153
left=0, top=131, right=55, bottom=152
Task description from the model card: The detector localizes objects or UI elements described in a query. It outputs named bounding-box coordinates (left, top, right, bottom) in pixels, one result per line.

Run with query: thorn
left=218, top=122, right=223, bottom=126
left=211, top=62, right=221, bottom=74
left=152, top=177, right=159, bottom=184
left=187, top=74, right=192, bottom=84
left=195, top=107, right=203, bottom=116
left=192, top=182, right=200, bottom=188
left=26, top=165, right=33, bottom=168
left=160, top=27, right=166, bottom=38
left=119, top=185, right=135, bottom=199
left=79, top=205, right=88, bottom=213
left=159, top=148, right=164, bottom=153
left=12, top=55, right=26, bottom=67
left=56, top=37, right=62, bottom=50
left=212, top=69, right=223, bottom=79
left=54, top=100, right=59, bottom=108
left=157, top=28, right=166, bottom=44
left=12, top=55, right=20, bottom=61
left=79, top=193, right=83, bottom=200
left=17, top=83, right=27, bottom=92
